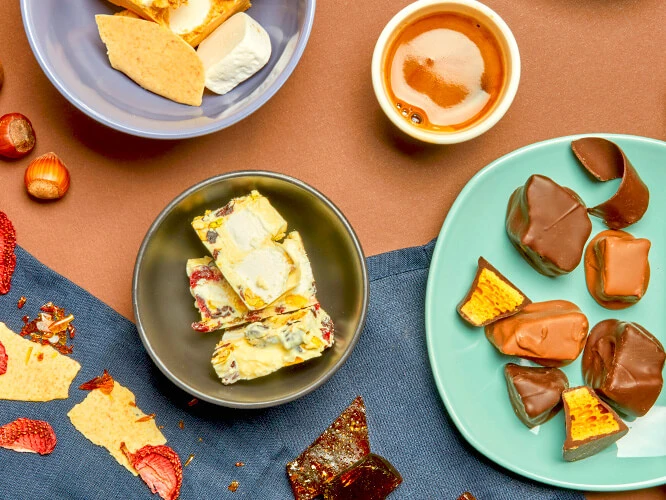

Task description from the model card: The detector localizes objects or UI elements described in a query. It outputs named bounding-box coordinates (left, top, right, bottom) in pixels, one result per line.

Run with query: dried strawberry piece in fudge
left=0, top=211, right=17, bottom=295
left=322, top=453, right=402, bottom=500
left=122, top=443, right=183, bottom=500
left=0, top=418, right=57, bottom=455
left=0, top=341, right=7, bottom=375
left=79, top=369, right=115, bottom=395
left=286, top=396, right=370, bottom=500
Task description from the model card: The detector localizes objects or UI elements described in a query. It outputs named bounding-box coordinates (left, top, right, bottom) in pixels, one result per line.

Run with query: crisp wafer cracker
left=0, top=323, right=80, bottom=401
left=96, top=14, right=205, bottom=106
left=68, top=378, right=166, bottom=475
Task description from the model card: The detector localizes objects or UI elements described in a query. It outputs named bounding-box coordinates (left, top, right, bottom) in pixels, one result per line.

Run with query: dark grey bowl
left=133, top=172, right=368, bottom=408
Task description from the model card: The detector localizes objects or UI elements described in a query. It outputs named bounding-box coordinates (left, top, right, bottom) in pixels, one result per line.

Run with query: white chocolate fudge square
left=191, top=191, right=297, bottom=309
left=188, top=231, right=318, bottom=332
left=211, top=307, right=334, bottom=385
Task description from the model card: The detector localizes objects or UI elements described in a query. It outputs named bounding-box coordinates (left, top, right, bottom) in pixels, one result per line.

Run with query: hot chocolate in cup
left=372, top=0, right=520, bottom=144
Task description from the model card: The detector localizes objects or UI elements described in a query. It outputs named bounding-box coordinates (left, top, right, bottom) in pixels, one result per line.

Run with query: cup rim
left=371, top=0, right=521, bottom=145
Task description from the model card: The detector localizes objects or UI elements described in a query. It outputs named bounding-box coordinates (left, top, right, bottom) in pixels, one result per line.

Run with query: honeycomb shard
left=562, top=386, right=628, bottom=462
left=457, top=257, right=531, bottom=327
left=286, top=396, right=370, bottom=500
left=321, top=453, right=402, bottom=500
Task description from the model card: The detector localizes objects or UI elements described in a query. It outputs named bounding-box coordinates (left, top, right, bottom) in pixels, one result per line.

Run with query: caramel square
left=598, top=236, right=650, bottom=298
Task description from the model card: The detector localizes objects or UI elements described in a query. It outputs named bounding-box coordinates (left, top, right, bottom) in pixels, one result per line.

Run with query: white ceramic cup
left=371, top=0, right=521, bottom=144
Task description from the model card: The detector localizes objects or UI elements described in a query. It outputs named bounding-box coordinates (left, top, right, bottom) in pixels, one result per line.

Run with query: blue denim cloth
left=0, top=243, right=584, bottom=500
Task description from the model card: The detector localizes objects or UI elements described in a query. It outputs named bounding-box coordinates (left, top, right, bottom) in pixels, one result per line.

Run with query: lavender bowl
left=20, top=0, right=315, bottom=139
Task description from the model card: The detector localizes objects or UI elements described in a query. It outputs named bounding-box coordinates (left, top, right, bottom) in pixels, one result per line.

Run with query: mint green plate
left=425, top=134, right=666, bottom=491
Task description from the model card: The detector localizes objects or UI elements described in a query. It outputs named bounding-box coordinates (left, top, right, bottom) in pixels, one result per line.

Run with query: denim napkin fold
left=0, top=243, right=584, bottom=500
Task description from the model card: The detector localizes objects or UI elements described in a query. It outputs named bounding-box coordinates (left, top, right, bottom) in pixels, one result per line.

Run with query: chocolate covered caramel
left=485, top=300, right=588, bottom=366
left=572, top=137, right=649, bottom=229
left=506, top=175, right=592, bottom=277
left=584, top=230, right=650, bottom=309
left=582, top=320, right=665, bottom=417
left=504, top=363, right=569, bottom=428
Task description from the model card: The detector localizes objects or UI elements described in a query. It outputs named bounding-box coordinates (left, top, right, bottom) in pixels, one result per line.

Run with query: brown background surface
left=1, top=0, right=665, bottom=497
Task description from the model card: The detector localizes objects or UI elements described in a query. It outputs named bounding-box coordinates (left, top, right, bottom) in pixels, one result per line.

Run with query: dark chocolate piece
left=506, top=174, right=592, bottom=277
left=572, top=137, right=649, bottom=229
left=504, top=363, right=569, bottom=428
left=582, top=320, right=665, bottom=417
left=485, top=300, right=588, bottom=367
left=286, top=396, right=370, bottom=500
left=321, top=454, right=402, bottom=500
left=457, top=257, right=531, bottom=327
left=584, top=230, right=650, bottom=309
left=562, top=386, right=628, bottom=462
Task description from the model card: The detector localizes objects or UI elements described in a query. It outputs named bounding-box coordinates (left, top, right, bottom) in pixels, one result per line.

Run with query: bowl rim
left=20, top=0, right=317, bottom=140
left=132, top=170, right=369, bottom=408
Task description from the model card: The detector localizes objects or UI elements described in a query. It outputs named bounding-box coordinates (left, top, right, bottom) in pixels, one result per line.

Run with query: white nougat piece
left=196, top=12, right=272, bottom=95
left=188, top=231, right=318, bottom=332
left=211, top=307, right=334, bottom=385
left=191, top=190, right=298, bottom=310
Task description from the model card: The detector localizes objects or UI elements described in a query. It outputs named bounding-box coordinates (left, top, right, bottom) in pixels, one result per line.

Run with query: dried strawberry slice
left=286, top=396, right=371, bottom=500
left=121, top=443, right=183, bottom=500
left=0, top=341, right=6, bottom=375
left=0, top=418, right=57, bottom=455
left=79, top=369, right=114, bottom=395
left=0, top=211, right=17, bottom=295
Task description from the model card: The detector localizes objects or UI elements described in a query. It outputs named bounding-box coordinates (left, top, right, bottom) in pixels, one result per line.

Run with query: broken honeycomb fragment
left=562, top=386, right=628, bottom=461
left=457, top=257, right=531, bottom=327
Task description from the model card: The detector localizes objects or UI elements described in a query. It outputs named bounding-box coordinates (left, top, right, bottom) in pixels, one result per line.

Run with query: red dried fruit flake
left=0, top=341, right=7, bottom=375
left=187, top=398, right=199, bottom=407
left=0, top=211, right=17, bottom=295
left=286, top=396, right=371, bottom=500
left=121, top=443, right=183, bottom=500
left=0, top=418, right=56, bottom=455
left=322, top=454, right=402, bottom=500
left=17, top=296, right=27, bottom=309
left=20, top=302, right=75, bottom=355
left=79, top=370, right=115, bottom=395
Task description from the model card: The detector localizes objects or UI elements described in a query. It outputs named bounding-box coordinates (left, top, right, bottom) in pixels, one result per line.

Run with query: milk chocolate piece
left=321, top=454, right=402, bottom=500
left=506, top=175, right=592, bottom=277
left=582, top=320, right=665, bottom=417
left=286, top=396, right=370, bottom=500
left=572, top=138, right=649, bottom=229
left=562, top=386, right=628, bottom=462
left=457, top=257, right=531, bottom=327
left=504, top=363, right=569, bottom=428
left=485, top=300, right=588, bottom=367
left=584, top=230, right=650, bottom=309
